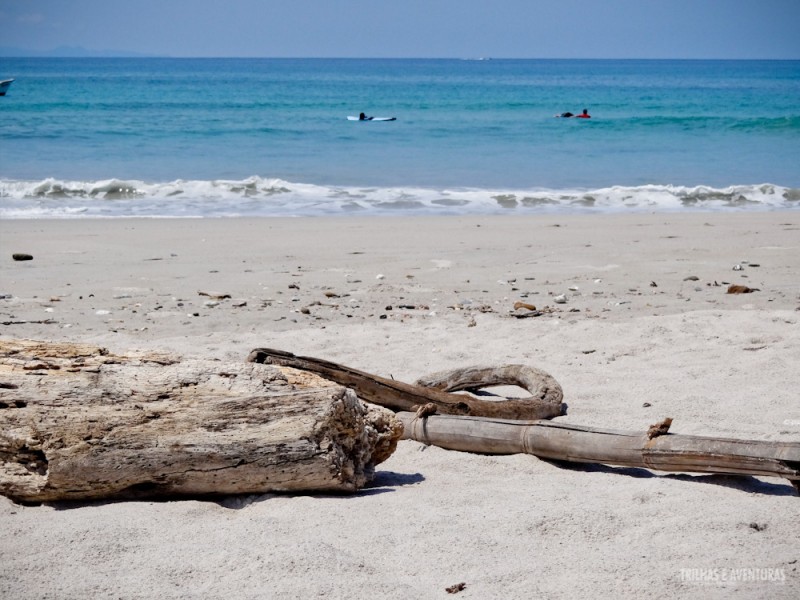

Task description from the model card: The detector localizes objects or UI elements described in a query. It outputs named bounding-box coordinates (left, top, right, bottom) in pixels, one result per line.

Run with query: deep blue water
left=1, top=58, right=798, bottom=216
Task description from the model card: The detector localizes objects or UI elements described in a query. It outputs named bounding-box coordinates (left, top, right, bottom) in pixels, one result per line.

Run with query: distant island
left=0, top=45, right=160, bottom=58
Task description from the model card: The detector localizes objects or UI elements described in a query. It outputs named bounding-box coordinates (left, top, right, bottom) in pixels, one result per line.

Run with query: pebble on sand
left=513, top=301, right=537, bottom=311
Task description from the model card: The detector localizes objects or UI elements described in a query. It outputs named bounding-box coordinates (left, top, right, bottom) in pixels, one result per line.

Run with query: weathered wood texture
left=247, top=348, right=564, bottom=420
left=398, top=412, right=800, bottom=488
left=248, top=351, right=799, bottom=492
left=0, top=340, right=402, bottom=502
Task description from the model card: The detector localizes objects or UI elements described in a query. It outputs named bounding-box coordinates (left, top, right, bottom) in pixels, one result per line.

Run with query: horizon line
left=2, top=53, right=799, bottom=61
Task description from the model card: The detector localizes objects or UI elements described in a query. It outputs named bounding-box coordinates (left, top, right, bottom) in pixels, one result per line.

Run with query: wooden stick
left=397, top=412, right=800, bottom=488
left=247, top=348, right=564, bottom=420
left=249, top=350, right=799, bottom=490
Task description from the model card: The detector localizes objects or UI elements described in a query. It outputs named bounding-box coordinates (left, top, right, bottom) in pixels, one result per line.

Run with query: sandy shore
left=1, top=213, right=799, bottom=598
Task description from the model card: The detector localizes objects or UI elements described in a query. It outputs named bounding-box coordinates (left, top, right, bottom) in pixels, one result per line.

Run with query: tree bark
left=0, top=340, right=402, bottom=502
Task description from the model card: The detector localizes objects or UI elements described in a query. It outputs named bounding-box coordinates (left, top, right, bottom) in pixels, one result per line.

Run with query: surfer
left=358, top=112, right=372, bottom=121
left=557, top=109, right=590, bottom=118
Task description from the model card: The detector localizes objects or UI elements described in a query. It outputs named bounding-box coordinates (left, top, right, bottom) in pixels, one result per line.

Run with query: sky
left=1, top=0, right=799, bottom=59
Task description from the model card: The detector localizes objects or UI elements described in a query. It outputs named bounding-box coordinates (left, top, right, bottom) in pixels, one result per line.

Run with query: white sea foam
left=0, top=177, right=797, bottom=218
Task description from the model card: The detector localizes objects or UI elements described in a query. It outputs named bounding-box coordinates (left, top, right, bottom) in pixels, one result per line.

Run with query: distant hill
left=0, top=46, right=160, bottom=58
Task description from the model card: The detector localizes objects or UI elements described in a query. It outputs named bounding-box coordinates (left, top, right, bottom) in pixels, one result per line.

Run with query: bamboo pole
left=397, top=412, right=800, bottom=489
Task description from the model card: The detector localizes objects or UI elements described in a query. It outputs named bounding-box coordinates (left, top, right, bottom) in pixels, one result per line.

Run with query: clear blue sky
left=1, top=0, right=799, bottom=59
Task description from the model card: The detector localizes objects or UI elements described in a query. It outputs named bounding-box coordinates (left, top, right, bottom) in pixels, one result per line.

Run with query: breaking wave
left=0, top=176, right=798, bottom=218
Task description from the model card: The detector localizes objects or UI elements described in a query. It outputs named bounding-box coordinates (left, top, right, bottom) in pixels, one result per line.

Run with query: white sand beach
left=1, top=213, right=799, bottom=598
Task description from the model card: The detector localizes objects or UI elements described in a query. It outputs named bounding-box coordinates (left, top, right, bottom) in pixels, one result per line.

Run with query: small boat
left=0, top=79, right=14, bottom=96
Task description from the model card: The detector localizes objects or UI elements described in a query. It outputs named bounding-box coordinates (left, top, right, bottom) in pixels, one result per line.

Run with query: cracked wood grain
left=0, top=340, right=402, bottom=502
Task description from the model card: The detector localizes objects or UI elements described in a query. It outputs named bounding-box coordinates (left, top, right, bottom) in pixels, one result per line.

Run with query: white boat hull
left=0, top=79, right=14, bottom=96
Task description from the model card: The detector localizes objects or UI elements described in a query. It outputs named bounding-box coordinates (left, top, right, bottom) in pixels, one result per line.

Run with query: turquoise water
left=1, top=57, right=799, bottom=216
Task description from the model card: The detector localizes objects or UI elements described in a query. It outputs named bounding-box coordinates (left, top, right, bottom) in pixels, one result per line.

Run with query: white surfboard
left=347, top=116, right=396, bottom=121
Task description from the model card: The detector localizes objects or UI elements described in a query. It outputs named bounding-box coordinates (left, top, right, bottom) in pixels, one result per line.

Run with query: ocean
left=1, top=57, right=799, bottom=217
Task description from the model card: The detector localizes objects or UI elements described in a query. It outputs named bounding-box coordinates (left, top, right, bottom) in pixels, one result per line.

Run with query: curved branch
left=247, top=349, right=564, bottom=420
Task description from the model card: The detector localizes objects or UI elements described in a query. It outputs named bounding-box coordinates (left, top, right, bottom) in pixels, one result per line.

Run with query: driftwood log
left=398, top=413, right=800, bottom=490
left=3, top=340, right=798, bottom=500
left=250, top=349, right=799, bottom=493
left=0, top=340, right=402, bottom=502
